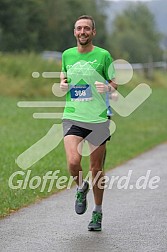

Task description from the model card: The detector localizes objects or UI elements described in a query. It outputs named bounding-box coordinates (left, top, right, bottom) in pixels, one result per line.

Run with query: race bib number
left=70, top=85, right=93, bottom=101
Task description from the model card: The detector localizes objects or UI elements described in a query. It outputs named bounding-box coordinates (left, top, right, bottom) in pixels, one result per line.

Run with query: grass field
left=0, top=53, right=167, bottom=217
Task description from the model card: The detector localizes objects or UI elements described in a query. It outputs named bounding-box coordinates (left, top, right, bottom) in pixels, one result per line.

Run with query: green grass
left=0, top=53, right=167, bottom=217
left=0, top=52, right=61, bottom=97
left=105, top=87, right=167, bottom=168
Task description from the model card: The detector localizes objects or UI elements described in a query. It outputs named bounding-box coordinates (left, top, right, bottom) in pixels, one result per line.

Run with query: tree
left=0, top=0, right=47, bottom=51
left=44, top=0, right=109, bottom=51
left=109, top=3, right=162, bottom=63
left=0, top=0, right=109, bottom=52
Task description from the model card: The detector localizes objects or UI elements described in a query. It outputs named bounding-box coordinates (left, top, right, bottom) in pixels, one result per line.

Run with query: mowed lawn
left=0, top=71, right=167, bottom=217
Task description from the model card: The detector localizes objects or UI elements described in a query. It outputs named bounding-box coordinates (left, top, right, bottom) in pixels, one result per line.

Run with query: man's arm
left=108, top=78, right=118, bottom=92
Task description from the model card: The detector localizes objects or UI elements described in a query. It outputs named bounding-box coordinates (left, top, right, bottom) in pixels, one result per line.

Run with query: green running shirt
left=61, top=46, right=115, bottom=123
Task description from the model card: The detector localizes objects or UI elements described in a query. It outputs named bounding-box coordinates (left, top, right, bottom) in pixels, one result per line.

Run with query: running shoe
left=75, top=181, right=89, bottom=215
left=88, top=211, right=102, bottom=231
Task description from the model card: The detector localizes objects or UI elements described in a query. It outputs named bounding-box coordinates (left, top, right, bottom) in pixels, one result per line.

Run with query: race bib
left=70, top=84, right=93, bottom=101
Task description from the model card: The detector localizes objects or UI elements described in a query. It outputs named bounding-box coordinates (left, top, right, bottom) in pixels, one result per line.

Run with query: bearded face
left=74, top=19, right=96, bottom=46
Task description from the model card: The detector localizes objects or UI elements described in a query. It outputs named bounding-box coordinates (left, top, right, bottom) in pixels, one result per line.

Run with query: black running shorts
left=62, top=119, right=111, bottom=146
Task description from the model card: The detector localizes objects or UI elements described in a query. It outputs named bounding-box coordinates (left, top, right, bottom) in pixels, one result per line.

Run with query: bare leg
left=89, top=143, right=106, bottom=206
left=63, top=135, right=83, bottom=186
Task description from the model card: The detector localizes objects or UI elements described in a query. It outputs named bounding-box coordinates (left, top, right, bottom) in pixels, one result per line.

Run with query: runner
left=60, top=15, right=117, bottom=231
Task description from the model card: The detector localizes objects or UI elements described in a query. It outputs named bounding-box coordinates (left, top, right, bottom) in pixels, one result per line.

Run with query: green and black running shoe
left=88, top=211, right=102, bottom=231
left=75, top=181, right=89, bottom=215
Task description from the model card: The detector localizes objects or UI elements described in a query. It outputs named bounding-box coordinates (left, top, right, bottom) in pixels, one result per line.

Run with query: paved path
left=0, top=143, right=167, bottom=252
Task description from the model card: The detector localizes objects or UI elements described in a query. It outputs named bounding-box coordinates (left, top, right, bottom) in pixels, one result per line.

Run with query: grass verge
left=0, top=53, right=167, bottom=217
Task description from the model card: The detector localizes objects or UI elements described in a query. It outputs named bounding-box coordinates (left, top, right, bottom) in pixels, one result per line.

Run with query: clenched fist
left=95, top=81, right=108, bottom=93
left=60, top=78, right=68, bottom=92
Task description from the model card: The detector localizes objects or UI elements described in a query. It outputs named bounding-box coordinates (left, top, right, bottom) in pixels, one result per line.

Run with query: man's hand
left=60, top=78, right=68, bottom=92
left=60, top=72, right=68, bottom=92
left=95, top=81, right=108, bottom=93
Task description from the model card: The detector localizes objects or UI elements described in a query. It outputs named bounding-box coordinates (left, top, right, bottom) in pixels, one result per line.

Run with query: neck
left=77, top=43, right=94, bottom=53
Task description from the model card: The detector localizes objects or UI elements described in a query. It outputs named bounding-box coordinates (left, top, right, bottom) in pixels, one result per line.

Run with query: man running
left=60, top=15, right=117, bottom=231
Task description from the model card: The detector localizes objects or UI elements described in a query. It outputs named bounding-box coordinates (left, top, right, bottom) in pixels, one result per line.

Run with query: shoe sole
left=88, top=227, right=102, bottom=231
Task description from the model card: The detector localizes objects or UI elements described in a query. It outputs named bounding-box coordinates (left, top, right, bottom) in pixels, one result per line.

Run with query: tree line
left=0, top=0, right=163, bottom=63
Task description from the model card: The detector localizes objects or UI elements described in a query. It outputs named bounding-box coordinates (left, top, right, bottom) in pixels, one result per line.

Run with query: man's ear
left=93, top=29, right=96, bottom=37
left=74, top=28, right=76, bottom=37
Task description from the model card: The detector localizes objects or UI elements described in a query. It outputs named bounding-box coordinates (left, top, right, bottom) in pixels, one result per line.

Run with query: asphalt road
left=0, top=143, right=167, bottom=252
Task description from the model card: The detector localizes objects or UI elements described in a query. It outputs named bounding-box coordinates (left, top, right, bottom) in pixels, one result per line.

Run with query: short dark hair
left=75, top=15, right=96, bottom=30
